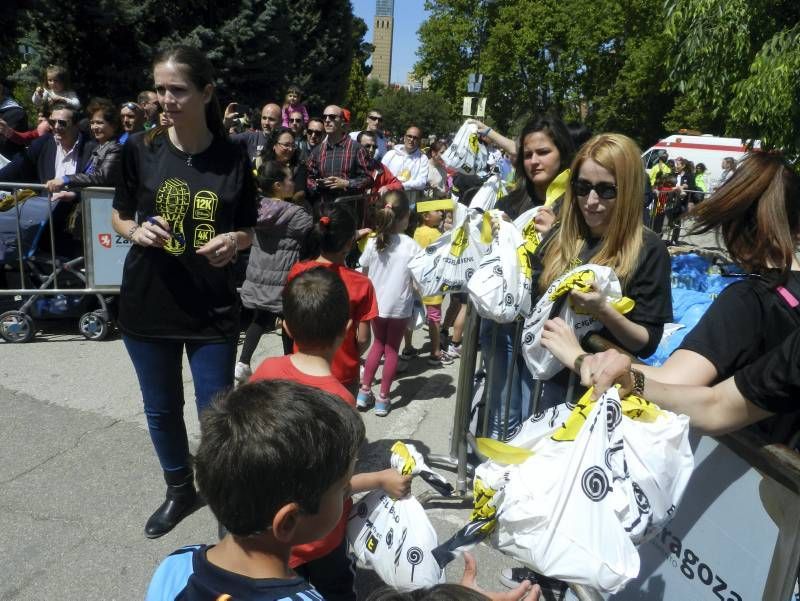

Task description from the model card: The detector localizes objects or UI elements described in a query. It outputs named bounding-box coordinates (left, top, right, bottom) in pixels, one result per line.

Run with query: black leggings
left=239, top=309, right=293, bottom=364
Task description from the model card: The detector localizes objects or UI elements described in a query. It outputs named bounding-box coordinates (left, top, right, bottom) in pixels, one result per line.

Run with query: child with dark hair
left=236, top=159, right=313, bottom=383
left=358, top=190, right=421, bottom=416
left=251, top=267, right=411, bottom=601
left=281, top=83, right=309, bottom=127
left=287, top=205, right=379, bottom=396
left=145, top=379, right=365, bottom=600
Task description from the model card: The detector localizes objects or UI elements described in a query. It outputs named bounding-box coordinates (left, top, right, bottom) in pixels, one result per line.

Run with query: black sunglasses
left=323, top=113, right=339, bottom=121
left=572, top=179, right=617, bottom=200
left=368, top=115, right=383, bottom=122
left=48, top=118, right=70, bottom=127
left=308, top=129, right=325, bottom=136
left=289, top=118, right=303, bottom=123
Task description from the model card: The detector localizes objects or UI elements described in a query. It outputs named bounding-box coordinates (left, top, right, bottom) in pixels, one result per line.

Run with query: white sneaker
left=234, top=361, right=252, bottom=384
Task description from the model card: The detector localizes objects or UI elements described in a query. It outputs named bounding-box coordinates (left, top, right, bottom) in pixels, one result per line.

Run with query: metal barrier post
left=426, top=303, right=480, bottom=498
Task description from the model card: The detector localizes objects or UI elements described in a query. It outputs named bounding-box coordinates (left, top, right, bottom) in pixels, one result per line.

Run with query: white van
left=641, top=133, right=758, bottom=191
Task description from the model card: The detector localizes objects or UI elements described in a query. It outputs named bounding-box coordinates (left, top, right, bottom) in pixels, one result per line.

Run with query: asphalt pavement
left=0, top=222, right=721, bottom=600
left=0, top=320, right=508, bottom=600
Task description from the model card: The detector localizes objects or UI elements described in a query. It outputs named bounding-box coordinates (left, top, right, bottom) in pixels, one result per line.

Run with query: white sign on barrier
left=609, top=434, right=800, bottom=601
left=83, top=189, right=129, bottom=288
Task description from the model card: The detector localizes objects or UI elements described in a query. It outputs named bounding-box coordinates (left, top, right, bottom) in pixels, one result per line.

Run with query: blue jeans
left=480, top=320, right=534, bottom=440
left=123, top=336, right=236, bottom=473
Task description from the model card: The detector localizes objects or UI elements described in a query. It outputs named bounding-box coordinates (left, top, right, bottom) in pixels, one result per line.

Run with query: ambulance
left=641, top=132, right=758, bottom=191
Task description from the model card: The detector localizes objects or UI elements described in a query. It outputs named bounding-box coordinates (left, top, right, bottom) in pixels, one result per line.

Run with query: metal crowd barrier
left=424, top=297, right=800, bottom=601
left=0, top=182, right=124, bottom=342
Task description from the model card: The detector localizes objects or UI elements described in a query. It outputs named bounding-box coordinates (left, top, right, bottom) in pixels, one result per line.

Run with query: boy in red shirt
left=251, top=267, right=409, bottom=601
left=287, top=207, right=378, bottom=398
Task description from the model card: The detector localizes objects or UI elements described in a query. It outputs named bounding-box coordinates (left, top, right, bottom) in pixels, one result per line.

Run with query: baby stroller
left=0, top=189, right=115, bottom=342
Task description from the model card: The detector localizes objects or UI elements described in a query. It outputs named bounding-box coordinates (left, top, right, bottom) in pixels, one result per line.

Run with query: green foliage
left=664, top=0, right=800, bottom=153
left=345, top=58, right=369, bottom=128
left=370, top=87, right=458, bottom=138
left=7, top=0, right=363, bottom=115
left=416, top=0, right=675, bottom=145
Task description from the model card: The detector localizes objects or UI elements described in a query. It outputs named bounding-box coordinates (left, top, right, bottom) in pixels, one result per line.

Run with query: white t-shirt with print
left=360, top=233, right=420, bottom=319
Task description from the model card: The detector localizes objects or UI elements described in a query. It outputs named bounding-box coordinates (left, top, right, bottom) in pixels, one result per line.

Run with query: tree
left=9, top=0, right=365, bottom=114
left=371, top=87, right=457, bottom=138
left=415, top=0, right=675, bottom=146
left=344, top=17, right=373, bottom=127
left=664, top=0, right=800, bottom=152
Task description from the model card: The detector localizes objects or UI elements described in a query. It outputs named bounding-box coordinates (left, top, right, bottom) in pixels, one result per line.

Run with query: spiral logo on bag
left=386, top=528, right=394, bottom=548
left=504, top=293, right=514, bottom=306
left=357, top=502, right=368, bottom=518
left=523, top=332, right=534, bottom=345
left=606, top=398, right=622, bottom=431
left=466, top=268, right=475, bottom=280
left=632, top=482, right=651, bottom=513
left=426, top=245, right=436, bottom=255
left=493, top=265, right=503, bottom=276
left=581, top=466, right=610, bottom=502
left=407, top=547, right=423, bottom=565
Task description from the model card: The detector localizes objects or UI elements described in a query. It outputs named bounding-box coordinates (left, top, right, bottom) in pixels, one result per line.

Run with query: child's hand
left=380, top=468, right=412, bottom=499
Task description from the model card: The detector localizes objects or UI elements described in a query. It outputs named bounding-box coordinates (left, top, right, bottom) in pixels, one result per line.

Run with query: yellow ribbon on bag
left=548, top=269, right=635, bottom=315
left=546, top=169, right=571, bottom=206
left=552, top=387, right=665, bottom=442
left=391, top=441, right=417, bottom=475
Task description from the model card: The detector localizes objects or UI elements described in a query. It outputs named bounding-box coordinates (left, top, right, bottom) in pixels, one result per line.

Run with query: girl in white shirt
left=357, top=191, right=421, bottom=416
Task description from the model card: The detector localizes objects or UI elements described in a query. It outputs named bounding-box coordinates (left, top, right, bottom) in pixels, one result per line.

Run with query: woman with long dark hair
left=111, top=46, right=256, bottom=538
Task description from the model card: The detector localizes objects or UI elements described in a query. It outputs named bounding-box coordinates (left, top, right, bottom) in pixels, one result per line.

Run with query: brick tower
left=370, top=0, right=394, bottom=85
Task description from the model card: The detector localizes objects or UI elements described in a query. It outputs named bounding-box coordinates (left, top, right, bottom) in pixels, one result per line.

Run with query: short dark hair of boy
left=282, top=267, right=350, bottom=348
left=366, top=584, right=489, bottom=601
left=195, top=379, right=365, bottom=537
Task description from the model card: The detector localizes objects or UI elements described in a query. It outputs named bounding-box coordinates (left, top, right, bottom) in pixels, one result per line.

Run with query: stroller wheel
left=79, top=310, right=110, bottom=341
left=0, top=311, right=35, bottom=343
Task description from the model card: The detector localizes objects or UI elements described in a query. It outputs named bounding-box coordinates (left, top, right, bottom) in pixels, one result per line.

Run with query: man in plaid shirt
left=306, top=105, right=371, bottom=213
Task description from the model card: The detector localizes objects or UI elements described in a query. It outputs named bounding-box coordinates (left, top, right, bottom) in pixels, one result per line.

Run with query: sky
left=351, top=0, right=430, bottom=85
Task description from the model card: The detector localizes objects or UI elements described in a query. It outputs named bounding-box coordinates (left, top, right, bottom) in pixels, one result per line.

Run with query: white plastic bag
left=522, top=264, right=631, bottom=380
left=441, top=121, right=489, bottom=176
left=513, top=207, right=543, bottom=256
left=409, top=208, right=483, bottom=297
left=493, top=388, right=693, bottom=593
left=467, top=219, right=532, bottom=323
left=347, top=442, right=445, bottom=590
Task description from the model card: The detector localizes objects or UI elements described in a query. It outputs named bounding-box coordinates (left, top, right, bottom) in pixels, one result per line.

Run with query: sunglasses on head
left=48, top=118, right=70, bottom=127
left=121, top=102, right=141, bottom=112
left=572, top=178, right=617, bottom=200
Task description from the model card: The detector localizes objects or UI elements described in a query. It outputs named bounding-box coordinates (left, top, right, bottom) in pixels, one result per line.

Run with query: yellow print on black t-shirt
left=155, top=179, right=218, bottom=255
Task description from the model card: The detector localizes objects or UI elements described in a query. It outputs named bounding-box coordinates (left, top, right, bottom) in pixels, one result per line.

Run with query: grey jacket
left=240, top=197, right=312, bottom=312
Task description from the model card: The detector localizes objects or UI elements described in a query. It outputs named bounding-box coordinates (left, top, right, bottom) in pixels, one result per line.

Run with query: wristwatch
left=630, top=368, right=645, bottom=397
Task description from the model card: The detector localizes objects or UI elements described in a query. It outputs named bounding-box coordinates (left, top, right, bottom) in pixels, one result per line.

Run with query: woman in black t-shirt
left=111, top=46, right=256, bottom=539
left=543, top=152, right=800, bottom=440
left=532, top=133, right=672, bottom=410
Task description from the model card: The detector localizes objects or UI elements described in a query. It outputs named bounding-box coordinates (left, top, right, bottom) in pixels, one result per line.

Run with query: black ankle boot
left=144, top=468, right=199, bottom=539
